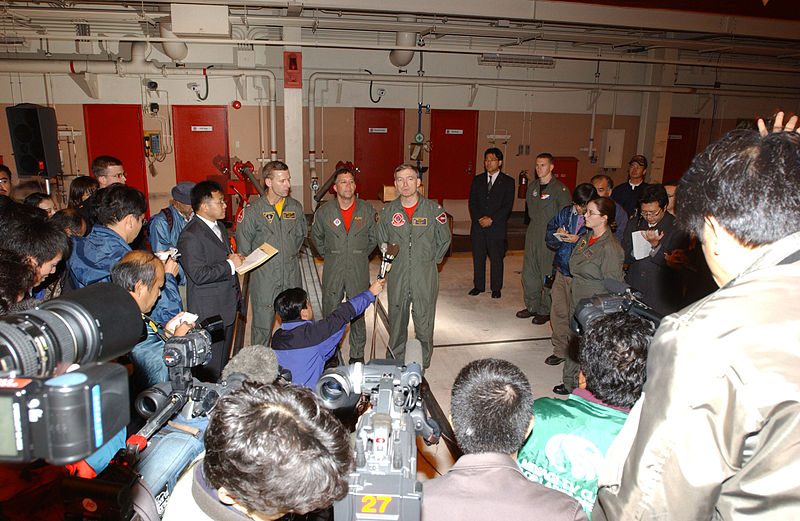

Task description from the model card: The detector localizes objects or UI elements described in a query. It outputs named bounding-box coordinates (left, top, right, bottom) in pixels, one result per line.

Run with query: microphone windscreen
left=404, top=338, right=424, bottom=367
left=222, top=344, right=279, bottom=385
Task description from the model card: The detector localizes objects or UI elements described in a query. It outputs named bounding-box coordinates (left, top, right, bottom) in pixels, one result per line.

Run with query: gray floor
left=316, top=251, right=567, bottom=480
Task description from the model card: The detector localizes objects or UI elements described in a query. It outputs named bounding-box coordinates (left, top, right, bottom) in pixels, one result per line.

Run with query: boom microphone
left=221, top=344, right=280, bottom=388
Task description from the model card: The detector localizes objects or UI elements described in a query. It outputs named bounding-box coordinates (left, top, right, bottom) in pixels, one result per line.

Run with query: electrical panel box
left=601, top=129, right=626, bottom=169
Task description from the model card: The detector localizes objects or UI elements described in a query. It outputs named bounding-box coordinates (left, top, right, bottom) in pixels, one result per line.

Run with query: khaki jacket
left=594, top=231, right=800, bottom=520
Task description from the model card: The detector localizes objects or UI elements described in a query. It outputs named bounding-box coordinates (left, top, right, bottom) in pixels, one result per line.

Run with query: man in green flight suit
left=311, top=166, right=378, bottom=364
left=518, top=153, right=571, bottom=324
left=236, top=160, right=306, bottom=345
left=376, top=164, right=451, bottom=368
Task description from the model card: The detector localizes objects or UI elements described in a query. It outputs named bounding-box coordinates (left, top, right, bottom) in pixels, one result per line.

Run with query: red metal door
left=663, top=117, right=700, bottom=183
left=428, top=110, right=478, bottom=201
left=552, top=156, right=579, bottom=193
left=83, top=104, right=148, bottom=203
left=353, top=108, right=404, bottom=200
left=173, top=105, right=231, bottom=218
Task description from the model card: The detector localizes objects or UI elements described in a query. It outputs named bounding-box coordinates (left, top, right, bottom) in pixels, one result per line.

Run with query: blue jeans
left=130, top=329, right=169, bottom=391
left=136, top=414, right=209, bottom=497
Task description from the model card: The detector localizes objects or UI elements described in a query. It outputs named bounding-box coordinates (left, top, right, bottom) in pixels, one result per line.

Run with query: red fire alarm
left=283, top=52, right=302, bottom=88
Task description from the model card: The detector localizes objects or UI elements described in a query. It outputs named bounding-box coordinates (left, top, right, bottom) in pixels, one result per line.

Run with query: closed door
left=354, top=108, right=405, bottom=200
left=428, top=110, right=478, bottom=201
left=83, top=104, right=148, bottom=204
left=663, top=117, right=700, bottom=183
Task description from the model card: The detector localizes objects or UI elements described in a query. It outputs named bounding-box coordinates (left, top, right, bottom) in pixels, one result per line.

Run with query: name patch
left=282, top=211, right=296, bottom=220
left=412, top=217, right=427, bottom=226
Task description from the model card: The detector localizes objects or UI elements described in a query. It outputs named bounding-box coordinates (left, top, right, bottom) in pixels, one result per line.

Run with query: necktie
left=214, top=223, right=224, bottom=242
left=488, top=175, right=493, bottom=190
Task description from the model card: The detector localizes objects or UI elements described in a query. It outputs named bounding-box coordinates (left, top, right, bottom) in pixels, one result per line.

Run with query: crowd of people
left=0, top=112, right=798, bottom=520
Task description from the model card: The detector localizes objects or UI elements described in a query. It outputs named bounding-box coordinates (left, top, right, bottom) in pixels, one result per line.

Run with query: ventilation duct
left=389, top=16, right=417, bottom=68
left=160, top=23, right=189, bottom=62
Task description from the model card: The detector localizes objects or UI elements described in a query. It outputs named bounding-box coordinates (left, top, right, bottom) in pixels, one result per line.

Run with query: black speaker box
left=5, top=103, right=61, bottom=178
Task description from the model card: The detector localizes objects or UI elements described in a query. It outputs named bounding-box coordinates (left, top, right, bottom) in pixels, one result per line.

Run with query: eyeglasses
left=640, top=209, right=663, bottom=218
left=586, top=210, right=602, bottom=216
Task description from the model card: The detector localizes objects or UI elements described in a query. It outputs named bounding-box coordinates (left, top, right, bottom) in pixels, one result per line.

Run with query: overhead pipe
left=307, top=71, right=800, bottom=183
left=389, top=16, right=417, bottom=68
left=0, top=46, right=279, bottom=163
left=159, top=23, right=189, bottom=62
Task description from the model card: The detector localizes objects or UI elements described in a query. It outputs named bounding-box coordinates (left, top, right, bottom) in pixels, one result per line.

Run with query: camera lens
left=319, top=379, right=345, bottom=401
left=0, top=283, right=142, bottom=377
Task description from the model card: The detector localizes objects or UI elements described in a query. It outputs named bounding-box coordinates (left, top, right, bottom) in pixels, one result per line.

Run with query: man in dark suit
left=178, top=181, right=244, bottom=381
left=468, top=147, right=515, bottom=298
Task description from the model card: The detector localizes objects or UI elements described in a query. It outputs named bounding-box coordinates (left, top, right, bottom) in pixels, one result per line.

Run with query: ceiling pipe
left=389, top=15, right=417, bottom=68
left=306, top=71, right=800, bottom=184
left=159, top=23, right=189, bottom=62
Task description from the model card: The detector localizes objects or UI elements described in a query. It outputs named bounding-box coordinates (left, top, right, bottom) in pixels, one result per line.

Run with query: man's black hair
left=573, top=183, right=598, bottom=205
left=536, top=152, right=554, bottom=162
left=22, top=192, right=51, bottom=208
left=0, top=248, right=35, bottom=315
left=591, top=174, right=614, bottom=190
left=90, top=155, right=123, bottom=178
left=190, top=180, right=224, bottom=212
left=639, top=183, right=668, bottom=209
left=110, top=251, right=162, bottom=292
left=579, top=312, right=653, bottom=410
left=0, top=164, right=11, bottom=178
left=0, top=204, right=70, bottom=264
left=332, top=166, right=356, bottom=184
left=95, top=185, right=147, bottom=226
left=677, top=129, right=800, bottom=247
left=204, top=381, right=353, bottom=516
left=274, top=287, right=308, bottom=322
left=451, top=358, right=533, bottom=455
left=484, top=147, right=504, bottom=162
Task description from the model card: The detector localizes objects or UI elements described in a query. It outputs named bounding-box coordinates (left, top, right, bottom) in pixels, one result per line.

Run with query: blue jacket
left=69, top=225, right=182, bottom=324
left=546, top=205, right=588, bottom=277
left=271, top=290, right=375, bottom=388
left=149, top=205, right=191, bottom=284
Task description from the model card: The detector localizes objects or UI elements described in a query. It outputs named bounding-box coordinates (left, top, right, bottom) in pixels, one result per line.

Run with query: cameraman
left=162, top=381, right=353, bottom=521
left=110, top=251, right=195, bottom=390
left=594, top=121, right=800, bottom=519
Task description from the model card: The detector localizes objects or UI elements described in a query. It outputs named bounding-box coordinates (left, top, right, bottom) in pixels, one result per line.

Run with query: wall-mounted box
left=601, top=129, right=626, bottom=169
left=170, top=4, right=231, bottom=37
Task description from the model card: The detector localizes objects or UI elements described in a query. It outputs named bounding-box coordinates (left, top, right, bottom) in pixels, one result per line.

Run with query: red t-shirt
left=340, top=202, right=355, bottom=231
left=588, top=236, right=600, bottom=246
left=403, top=202, right=418, bottom=220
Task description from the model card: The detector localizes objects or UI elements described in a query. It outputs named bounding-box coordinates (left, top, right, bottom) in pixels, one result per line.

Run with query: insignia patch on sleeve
left=436, top=212, right=447, bottom=224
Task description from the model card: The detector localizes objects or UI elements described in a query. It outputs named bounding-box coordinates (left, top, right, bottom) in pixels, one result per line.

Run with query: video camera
left=0, top=283, right=142, bottom=465
left=316, top=355, right=440, bottom=521
left=571, top=278, right=663, bottom=335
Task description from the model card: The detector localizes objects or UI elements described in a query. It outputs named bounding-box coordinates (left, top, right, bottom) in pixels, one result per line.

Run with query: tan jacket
left=594, top=231, right=800, bottom=520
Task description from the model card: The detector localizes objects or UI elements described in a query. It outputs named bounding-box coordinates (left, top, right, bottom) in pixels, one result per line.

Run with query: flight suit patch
left=283, top=211, right=296, bottom=219
left=540, top=193, right=551, bottom=200
left=412, top=217, right=427, bottom=226
left=263, top=211, right=275, bottom=223
left=436, top=212, right=447, bottom=224
left=354, top=216, right=362, bottom=221
left=332, top=218, right=342, bottom=227
left=391, top=212, right=405, bottom=227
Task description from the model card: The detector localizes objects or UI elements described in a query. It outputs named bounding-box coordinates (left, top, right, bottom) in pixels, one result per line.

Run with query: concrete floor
left=314, top=251, right=566, bottom=480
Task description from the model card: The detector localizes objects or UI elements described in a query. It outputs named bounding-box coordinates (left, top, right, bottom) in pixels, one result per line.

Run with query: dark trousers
left=472, top=225, right=506, bottom=292
left=193, top=323, right=234, bottom=383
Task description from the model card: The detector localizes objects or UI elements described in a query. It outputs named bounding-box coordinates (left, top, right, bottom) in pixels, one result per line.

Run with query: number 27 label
left=361, top=495, right=392, bottom=513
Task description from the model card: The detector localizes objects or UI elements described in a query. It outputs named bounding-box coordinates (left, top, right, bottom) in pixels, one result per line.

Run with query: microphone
left=378, top=242, right=399, bottom=279
left=222, top=344, right=280, bottom=388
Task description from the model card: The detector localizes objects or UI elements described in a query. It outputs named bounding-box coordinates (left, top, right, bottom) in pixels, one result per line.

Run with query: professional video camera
left=0, top=283, right=142, bottom=465
left=316, top=345, right=440, bottom=521
left=133, top=316, right=229, bottom=439
left=571, top=278, right=663, bottom=335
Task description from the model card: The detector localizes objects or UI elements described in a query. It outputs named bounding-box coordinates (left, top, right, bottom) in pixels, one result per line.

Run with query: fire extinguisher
left=518, top=170, right=529, bottom=199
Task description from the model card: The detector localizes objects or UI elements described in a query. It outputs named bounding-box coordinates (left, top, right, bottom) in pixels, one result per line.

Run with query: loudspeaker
left=5, top=103, right=61, bottom=178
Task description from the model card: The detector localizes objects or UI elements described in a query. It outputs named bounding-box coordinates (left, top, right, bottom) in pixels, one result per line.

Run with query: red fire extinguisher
left=518, top=170, right=528, bottom=199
